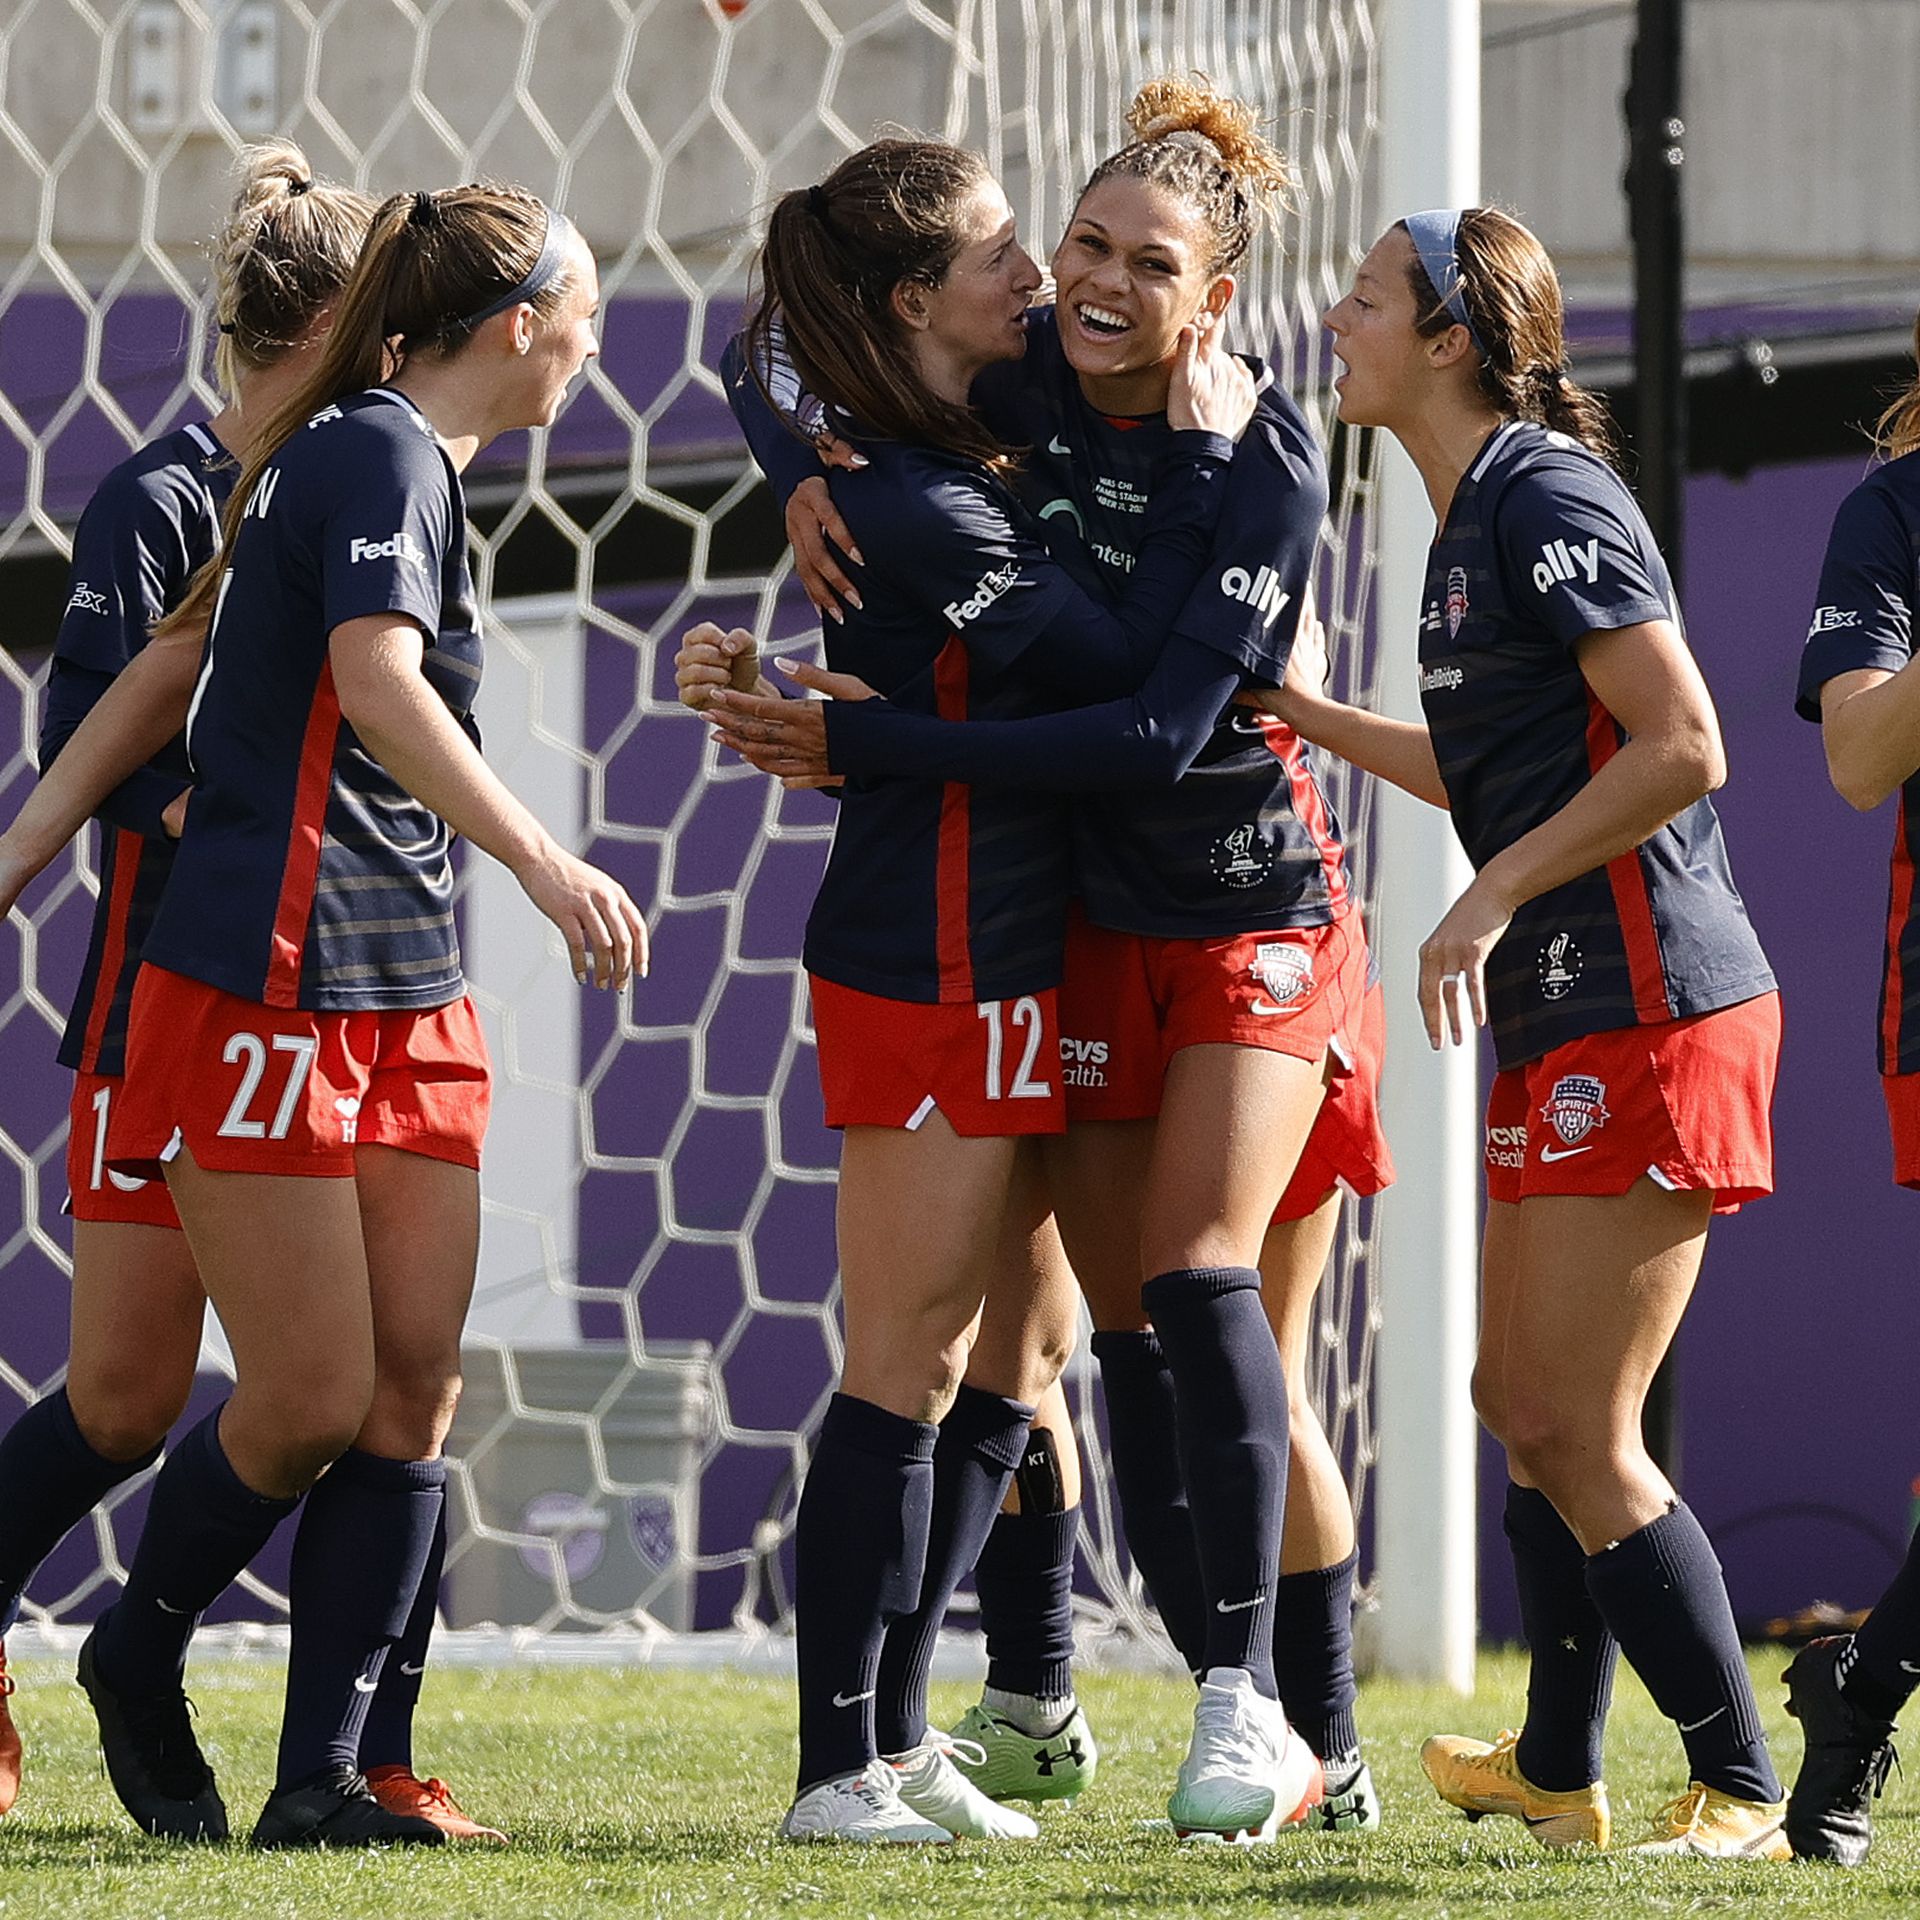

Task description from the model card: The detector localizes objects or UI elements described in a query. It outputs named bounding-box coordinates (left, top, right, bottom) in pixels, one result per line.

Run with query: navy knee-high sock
left=874, top=1386, right=1033, bottom=1755
left=795, top=1394, right=937, bottom=1790
left=1506, top=1484, right=1617, bottom=1791
left=1089, top=1330, right=1207, bottom=1677
left=276, top=1450, right=445, bottom=1789
left=0, top=1389, right=158, bottom=1636
left=1836, top=1523, right=1920, bottom=1721
left=356, top=1497, right=448, bottom=1773
left=1140, top=1267, right=1288, bottom=1696
left=1584, top=1503, right=1779, bottom=1802
left=94, top=1408, right=299, bottom=1694
left=974, top=1503, right=1080, bottom=1707
left=1272, top=1553, right=1360, bottom=1768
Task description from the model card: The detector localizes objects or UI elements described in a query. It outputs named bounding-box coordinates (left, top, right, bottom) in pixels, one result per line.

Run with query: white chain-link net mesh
left=0, top=0, right=1382, bottom=1652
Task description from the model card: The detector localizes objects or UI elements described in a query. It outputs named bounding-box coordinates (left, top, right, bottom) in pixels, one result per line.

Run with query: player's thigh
left=837, top=1115, right=1021, bottom=1416
left=66, top=1219, right=205, bottom=1458
left=1140, top=1043, right=1327, bottom=1276
left=1475, top=1198, right=1525, bottom=1446
left=1257, top=1191, right=1342, bottom=1393
left=1042, top=1117, right=1155, bottom=1330
left=1501, top=1182, right=1713, bottom=1446
left=969, top=1141, right=1079, bottom=1404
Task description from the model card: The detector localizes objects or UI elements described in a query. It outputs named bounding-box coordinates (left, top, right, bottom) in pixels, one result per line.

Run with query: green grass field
left=0, top=1647, right=1916, bottom=1917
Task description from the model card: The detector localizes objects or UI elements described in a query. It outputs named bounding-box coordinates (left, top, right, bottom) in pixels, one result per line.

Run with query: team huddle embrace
left=0, top=67, right=1913, bottom=1870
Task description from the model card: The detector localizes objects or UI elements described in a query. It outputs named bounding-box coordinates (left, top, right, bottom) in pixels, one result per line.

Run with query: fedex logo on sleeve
left=1532, top=536, right=1601, bottom=594
left=1807, top=605, right=1862, bottom=638
left=945, top=562, right=1021, bottom=627
left=349, top=532, right=429, bottom=568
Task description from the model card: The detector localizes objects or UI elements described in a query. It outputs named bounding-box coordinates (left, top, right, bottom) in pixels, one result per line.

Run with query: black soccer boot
left=1783, top=1634, right=1899, bottom=1865
left=251, top=1765, right=446, bottom=1849
left=76, top=1621, right=228, bottom=1841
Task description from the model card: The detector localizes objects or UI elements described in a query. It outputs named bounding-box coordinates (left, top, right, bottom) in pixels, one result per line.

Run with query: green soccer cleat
left=948, top=1698, right=1099, bottom=1806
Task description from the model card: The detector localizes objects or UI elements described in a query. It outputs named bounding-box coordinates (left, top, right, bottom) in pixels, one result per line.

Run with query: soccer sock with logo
left=1088, top=1329, right=1208, bottom=1677
left=1835, top=1528, right=1920, bottom=1721
left=874, top=1386, right=1033, bottom=1755
left=1584, top=1503, right=1780, bottom=1803
left=794, top=1393, right=936, bottom=1790
left=356, top=1498, right=448, bottom=1773
left=0, top=1388, right=158, bottom=1636
left=973, top=1508, right=1079, bottom=1716
left=275, top=1449, right=445, bottom=1789
left=1271, top=1553, right=1361, bottom=1769
left=1139, top=1267, right=1288, bottom=1697
left=94, top=1408, right=299, bottom=1694
left=1506, top=1484, right=1618, bottom=1791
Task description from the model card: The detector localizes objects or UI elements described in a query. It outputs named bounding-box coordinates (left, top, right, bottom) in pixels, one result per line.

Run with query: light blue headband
left=1401, top=207, right=1486, bottom=354
left=462, top=206, right=574, bottom=328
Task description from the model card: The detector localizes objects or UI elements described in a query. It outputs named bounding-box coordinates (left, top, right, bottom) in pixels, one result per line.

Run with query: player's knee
left=1469, top=1360, right=1511, bottom=1445
left=67, top=1369, right=190, bottom=1464
left=362, top=1362, right=462, bottom=1459
left=1499, top=1394, right=1590, bottom=1494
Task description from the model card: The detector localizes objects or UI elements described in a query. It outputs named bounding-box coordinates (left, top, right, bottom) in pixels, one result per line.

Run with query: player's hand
left=1167, top=323, right=1257, bottom=441
left=706, top=687, right=833, bottom=783
left=786, top=478, right=864, bottom=624
left=1417, top=874, right=1516, bottom=1049
left=675, top=622, right=772, bottom=711
left=160, top=790, right=190, bottom=839
left=516, top=842, right=650, bottom=990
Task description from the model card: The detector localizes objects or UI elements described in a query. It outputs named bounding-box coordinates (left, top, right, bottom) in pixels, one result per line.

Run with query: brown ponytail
left=1876, top=314, right=1920, bottom=460
left=1398, top=206, right=1619, bottom=467
left=1076, top=73, right=1294, bottom=275
left=161, top=181, right=567, bottom=641
left=210, top=140, right=377, bottom=400
left=741, top=138, right=1016, bottom=474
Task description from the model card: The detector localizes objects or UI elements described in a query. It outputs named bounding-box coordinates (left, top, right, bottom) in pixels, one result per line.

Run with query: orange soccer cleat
left=364, top=1765, right=508, bottom=1843
left=0, top=1646, right=20, bottom=1817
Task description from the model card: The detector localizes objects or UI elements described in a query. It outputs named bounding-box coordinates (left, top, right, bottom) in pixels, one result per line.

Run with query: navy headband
left=462, top=206, right=574, bottom=329
left=1401, top=207, right=1486, bottom=354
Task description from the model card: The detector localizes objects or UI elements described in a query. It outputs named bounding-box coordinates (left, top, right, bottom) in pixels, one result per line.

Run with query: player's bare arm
left=330, top=615, right=648, bottom=990
left=1417, top=616, right=1724, bottom=1047
left=1817, top=663, right=1919, bottom=810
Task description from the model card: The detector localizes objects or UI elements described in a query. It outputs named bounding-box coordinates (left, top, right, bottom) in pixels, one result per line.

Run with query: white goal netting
left=0, top=0, right=1385, bottom=1653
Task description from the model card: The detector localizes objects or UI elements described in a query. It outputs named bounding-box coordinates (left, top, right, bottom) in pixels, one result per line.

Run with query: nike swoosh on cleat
left=832, top=1689, right=875, bottom=1708
left=1537, top=1143, right=1591, bottom=1162
left=1215, top=1595, right=1265, bottom=1613
left=353, top=1674, right=380, bottom=1693
left=1677, top=1706, right=1727, bottom=1733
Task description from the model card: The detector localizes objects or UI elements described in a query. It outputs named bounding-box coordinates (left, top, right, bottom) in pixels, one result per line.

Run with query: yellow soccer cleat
left=1420, top=1727, right=1610, bottom=1849
left=1631, top=1782, right=1790, bottom=1860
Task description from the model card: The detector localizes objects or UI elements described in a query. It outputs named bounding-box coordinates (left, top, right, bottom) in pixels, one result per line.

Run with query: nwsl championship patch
left=1540, top=1074, right=1610, bottom=1146
left=1445, top=565, right=1470, bottom=638
left=1250, top=942, right=1314, bottom=1013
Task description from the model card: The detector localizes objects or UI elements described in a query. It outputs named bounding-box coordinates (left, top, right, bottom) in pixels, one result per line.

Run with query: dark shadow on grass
left=1077, top=1875, right=1420, bottom=1907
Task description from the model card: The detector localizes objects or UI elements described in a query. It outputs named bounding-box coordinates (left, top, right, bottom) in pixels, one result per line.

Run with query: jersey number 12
left=978, top=996, right=1053, bottom=1102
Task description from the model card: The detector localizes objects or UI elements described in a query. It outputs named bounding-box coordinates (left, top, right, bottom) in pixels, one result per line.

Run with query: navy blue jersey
left=1422, top=420, right=1773, bottom=1067
left=41, top=421, right=232, bottom=1074
left=142, top=388, right=482, bottom=1011
left=1794, top=450, right=1920, bottom=1073
left=972, top=313, right=1345, bottom=935
left=723, top=336, right=1234, bottom=1003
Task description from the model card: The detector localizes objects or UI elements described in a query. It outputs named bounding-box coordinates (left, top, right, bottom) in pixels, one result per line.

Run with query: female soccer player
left=0, top=181, right=640, bottom=1848
left=700, top=77, right=1383, bottom=1838
left=1782, top=317, right=1920, bottom=1865
left=1256, top=206, right=1785, bottom=1858
left=0, top=142, right=494, bottom=1835
left=720, top=134, right=1278, bottom=1844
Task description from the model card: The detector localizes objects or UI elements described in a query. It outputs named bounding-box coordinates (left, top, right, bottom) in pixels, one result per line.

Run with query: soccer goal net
left=0, top=0, right=1384, bottom=1656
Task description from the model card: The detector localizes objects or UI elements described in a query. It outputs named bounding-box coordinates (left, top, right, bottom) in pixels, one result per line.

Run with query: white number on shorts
left=216, top=1032, right=320, bottom=1141
left=87, top=1083, right=147, bottom=1193
left=977, top=996, right=1054, bottom=1102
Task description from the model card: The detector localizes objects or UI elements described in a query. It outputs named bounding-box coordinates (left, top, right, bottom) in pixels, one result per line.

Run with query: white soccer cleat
left=889, top=1736, right=1040, bottom=1839
left=1167, top=1668, right=1325, bottom=1843
left=779, top=1760, right=954, bottom=1843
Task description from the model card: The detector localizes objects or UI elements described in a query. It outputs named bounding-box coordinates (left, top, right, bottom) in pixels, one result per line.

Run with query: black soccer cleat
left=251, top=1766, right=447, bottom=1849
left=75, top=1621, right=228, bottom=1842
left=1783, top=1634, right=1899, bottom=1866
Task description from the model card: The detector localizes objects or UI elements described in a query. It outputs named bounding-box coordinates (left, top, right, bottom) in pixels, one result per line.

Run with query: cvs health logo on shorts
left=349, top=531, right=428, bottom=568
left=945, top=561, right=1021, bottom=627
left=1485, top=1123, right=1527, bottom=1171
left=1060, top=1035, right=1109, bottom=1089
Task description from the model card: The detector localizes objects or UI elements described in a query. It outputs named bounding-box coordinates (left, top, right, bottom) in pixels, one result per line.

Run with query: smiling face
left=901, top=179, right=1043, bottom=390
left=1051, top=174, right=1231, bottom=385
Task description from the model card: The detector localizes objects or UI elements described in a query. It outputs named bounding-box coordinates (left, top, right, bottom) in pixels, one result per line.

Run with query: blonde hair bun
left=1124, top=74, right=1293, bottom=205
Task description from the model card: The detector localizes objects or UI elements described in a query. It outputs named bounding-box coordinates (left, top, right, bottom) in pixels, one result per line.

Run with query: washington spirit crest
left=1540, top=1074, right=1610, bottom=1146
left=1250, top=942, right=1314, bottom=1012
left=1537, top=931, right=1583, bottom=1000
left=1445, top=564, right=1470, bottom=638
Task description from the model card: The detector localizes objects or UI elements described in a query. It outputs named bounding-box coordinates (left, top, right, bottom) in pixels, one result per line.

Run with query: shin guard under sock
left=1272, top=1552, right=1360, bottom=1767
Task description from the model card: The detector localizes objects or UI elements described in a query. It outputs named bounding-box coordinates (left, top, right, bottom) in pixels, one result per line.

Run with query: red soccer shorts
left=1272, top=977, right=1396, bottom=1222
left=67, top=1072, right=181, bottom=1228
left=1483, top=992, right=1781, bottom=1212
left=109, top=965, right=493, bottom=1180
left=810, top=974, right=1066, bottom=1137
left=1059, top=907, right=1371, bottom=1110
left=1883, top=1074, right=1920, bottom=1188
